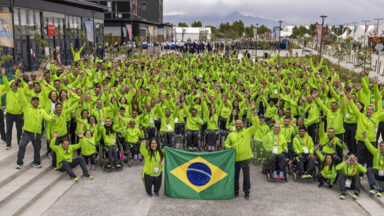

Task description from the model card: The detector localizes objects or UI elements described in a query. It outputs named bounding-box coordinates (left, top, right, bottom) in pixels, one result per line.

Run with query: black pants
left=6, top=113, right=23, bottom=147
left=270, top=153, right=286, bottom=173
left=83, top=154, right=96, bottom=165
left=146, top=127, right=156, bottom=139
left=335, top=133, right=344, bottom=160
left=52, top=135, right=67, bottom=168
left=186, top=130, right=199, bottom=148
left=161, top=132, right=174, bottom=148
left=17, top=131, right=42, bottom=165
left=60, top=157, right=90, bottom=178
left=144, top=173, right=162, bottom=195
left=219, top=117, right=227, bottom=131
left=70, top=118, right=76, bottom=144
left=296, top=154, right=315, bottom=175
left=235, top=160, right=250, bottom=194
left=0, top=110, right=6, bottom=141
left=338, top=172, right=360, bottom=191
left=107, top=146, right=118, bottom=165
left=175, top=123, right=184, bottom=135
left=206, top=130, right=218, bottom=147
left=356, top=140, right=374, bottom=168
left=344, top=123, right=357, bottom=155
left=377, top=122, right=384, bottom=143
left=308, top=123, right=319, bottom=146
left=367, top=167, right=384, bottom=189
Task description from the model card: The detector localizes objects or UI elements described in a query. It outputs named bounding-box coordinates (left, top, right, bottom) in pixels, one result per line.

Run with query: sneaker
left=352, top=191, right=360, bottom=200
left=106, top=164, right=112, bottom=169
left=138, top=154, right=143, bottom=160
left=154, top=193, right=159, bottom=196
left=340, top=191, right=348, bottom=200
left=301, top=175, right=306, bottom=179
left=187, top=147, right=193, bottom=151
left=133, top=154, right=138, bottom=160
left=318, top=182, right=324, bottom=188
left=193, top=147, right=198, bottom=151
left=6, top=145, right=10, bottom=150
left=272, top=171, right=278, bottom=179
left=147, top=193, right=153, bottom=197
left=369, top=186, right=378, bottom=195
left=91, top=164, right=96, bottom=171
left=245, top=192, right=250, bottom=199
left=305, top=174, right=312, bottom=179
left=82, top=175, right=93, bottom=180
left=32, top=163, right=42, bottom=168
left=279, top=171, right=284, bottom=179
left=116, top=164, right=122, bottom=168
left=377, top=191, right=383, bottom=197
left=212, top=146, right=216, bottom=151
left=16, top=164, right=22, bottom=169
left=207, top=146, right=212, bottom=151
left=73, top=177, right=79, bottom=182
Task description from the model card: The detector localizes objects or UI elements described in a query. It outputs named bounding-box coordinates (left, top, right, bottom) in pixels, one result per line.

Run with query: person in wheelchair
left=183, top=103, right=204, bottom=151
left=292, top=127, right=315, bottom=179
left=102, top=118, right=121, bottom=169
left=263, top=124, right=288, bottom=179
left=202, top=101, right=222, bottom=151
left=336, top=154, right=366, bottom=200
left=314, top=145, right=337, bottom=188
left=319, top=126, right=345, bottom=164
left=121, top=119, right=144, bottom=160
left=156, top=106, right=178, bottom=148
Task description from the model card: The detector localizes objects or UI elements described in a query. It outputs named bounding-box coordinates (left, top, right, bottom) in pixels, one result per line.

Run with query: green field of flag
left=164, top=147, right=235, bottom=200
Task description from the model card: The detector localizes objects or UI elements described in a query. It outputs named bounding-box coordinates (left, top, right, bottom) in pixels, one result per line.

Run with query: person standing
left=16, top=86, right=56, bottom=169
left=140, top=139, right=163, bottom=197
left=225, top=113, right=259, bottom=199
left=2, top=68, right=23, bottom=150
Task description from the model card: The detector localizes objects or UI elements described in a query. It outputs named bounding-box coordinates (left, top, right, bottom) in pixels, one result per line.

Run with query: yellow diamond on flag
left=170, top=156, right=228, bottom=193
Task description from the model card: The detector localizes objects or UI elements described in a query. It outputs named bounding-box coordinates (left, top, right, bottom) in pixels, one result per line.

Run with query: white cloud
left=164, top=0, right=384, bottom=25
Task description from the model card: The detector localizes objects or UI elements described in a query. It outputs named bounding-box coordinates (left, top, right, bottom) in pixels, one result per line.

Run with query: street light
left=374, top=18, right=384, bottom=37
left=278, top=20, right=283, bottom=53
left=319, top=15, right=327, bottom=61
left=362, top=20, right=370, bottom=70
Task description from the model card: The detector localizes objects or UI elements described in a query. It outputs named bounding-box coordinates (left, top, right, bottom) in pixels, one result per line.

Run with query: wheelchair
left=98, top=138, right=123, bottom=171
left=261, top=153, right=289, bottom=182
left=183, top=128, right=202, bottom=151
left=117, top=135, right=132, bottom=167
left=291, top=154, right=318, bottom=182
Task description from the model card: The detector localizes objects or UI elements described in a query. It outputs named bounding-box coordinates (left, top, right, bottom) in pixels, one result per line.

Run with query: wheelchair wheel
left=98, top=145, right=105, bottom=169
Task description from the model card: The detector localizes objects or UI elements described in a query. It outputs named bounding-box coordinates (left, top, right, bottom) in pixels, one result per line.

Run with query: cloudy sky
left=164, top=0, right=384, bottom=25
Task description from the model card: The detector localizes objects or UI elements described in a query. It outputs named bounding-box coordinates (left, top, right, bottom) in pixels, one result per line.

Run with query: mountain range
left=164, top=11, right=278, bottom=28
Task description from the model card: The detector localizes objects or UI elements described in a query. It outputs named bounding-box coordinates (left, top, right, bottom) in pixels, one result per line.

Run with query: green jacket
left=293, top=133, right=314, bottom=154
left=364, top=138, right=384, bottom=170
left=18, top=88, right=53, bottom=134
left=183, top=103, right=204, bottom=131
left=140, top=142, right=163, bottom=176
left=225, top=116, right=259, bottom=161
left=50, top=137, right=81, bottom=168
left=336, top=162, right=367, bottom=176
left=71, top=45, right=84, bottom=62
left=316, top=98, right=346, bottom=134
left=254, top=123, right=270, bottom=142
left=122, top=127, right=144, bottom=143
left=316, top=150, right=337, bottom=182
left=80, top=136, right=97, bottom=156
left=263, top=131, right=288, bottom=155
left=3, top=75, right=23, bottom=114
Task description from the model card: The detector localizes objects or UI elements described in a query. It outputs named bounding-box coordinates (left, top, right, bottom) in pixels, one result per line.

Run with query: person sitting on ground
left=50, top=132, right=93, bottom=182
left=314, top=145, right=337, bottom=188
left=336, top=154, right=366, bottom=200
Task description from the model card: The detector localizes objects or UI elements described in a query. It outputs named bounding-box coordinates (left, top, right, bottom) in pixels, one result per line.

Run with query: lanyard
left=347, top=164, right=356, bottom=176
left=97, top=108, right=105, bottom=119
left=328, top=138, right=335, bottom=148
left=297, top=136, right=308, bottom=146
left=86, top=139, right=95, bottom=147
left=273, top=134, right=280, bottom=146
left=368, top=117, right=376, bottom=127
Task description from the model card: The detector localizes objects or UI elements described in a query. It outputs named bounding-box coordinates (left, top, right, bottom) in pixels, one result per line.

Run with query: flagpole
left=319, top=15, right=327, bottom=61
left=374, top=18, right=384, bottom=37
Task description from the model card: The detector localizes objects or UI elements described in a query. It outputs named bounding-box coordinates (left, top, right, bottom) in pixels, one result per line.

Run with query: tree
left=232, top=20, right=245, bottom=37
left=178, top=22, right=188, bottom=27
left=257, top=25, right=271, bottom=35
left=191, top=21, right=202, bottom=27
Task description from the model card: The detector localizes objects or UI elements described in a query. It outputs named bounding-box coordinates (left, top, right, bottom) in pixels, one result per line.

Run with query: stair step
left=0, top=158, right=51, bottom=206
left=0, top=143, right=48, bottom=188
left=355, top=191, right=384, bottom=216
left=361, top=181, right=384, bottom=208
left=19, top=172, right=78, bottom=216
left=0, top=170, right=65, bottom=216
left=0, top=125, right=25, bottom=165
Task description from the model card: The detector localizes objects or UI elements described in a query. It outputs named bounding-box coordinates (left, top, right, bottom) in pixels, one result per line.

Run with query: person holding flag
left=224, top=112, right=259, bottom=199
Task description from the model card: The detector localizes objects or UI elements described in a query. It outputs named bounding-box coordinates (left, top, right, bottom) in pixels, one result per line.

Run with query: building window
left=14, top=8, right=19, bottom=26
left=142, top=1, right=146, bottom=10
left=107, top=1, right=112, bottom=12
left=20, top=8, right=27, bottom=26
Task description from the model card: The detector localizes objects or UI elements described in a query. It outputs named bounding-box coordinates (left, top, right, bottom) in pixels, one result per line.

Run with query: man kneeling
left=50, top=132, right=93, bottom=182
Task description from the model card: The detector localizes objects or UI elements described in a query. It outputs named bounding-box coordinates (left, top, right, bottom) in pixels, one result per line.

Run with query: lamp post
left=278, top=20, right=283, bottom=53
left=374, top=18, right=384, bottom=37
left=319, top=15, right=327, bottom=61
left=362, top=20, right=370, bottom=70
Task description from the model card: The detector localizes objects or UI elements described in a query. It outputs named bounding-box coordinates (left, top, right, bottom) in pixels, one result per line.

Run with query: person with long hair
left=140, top=138, right=164, bottom=197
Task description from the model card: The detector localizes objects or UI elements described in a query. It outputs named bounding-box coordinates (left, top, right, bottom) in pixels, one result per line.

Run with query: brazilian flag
left=164, top=147, right=235, bottom=200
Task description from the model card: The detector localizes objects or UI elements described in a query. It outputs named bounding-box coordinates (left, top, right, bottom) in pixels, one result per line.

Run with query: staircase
left=0, top=139, right=77, bottom=216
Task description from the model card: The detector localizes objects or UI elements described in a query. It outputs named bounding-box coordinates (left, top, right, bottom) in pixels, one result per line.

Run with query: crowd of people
left=1, top=44, right=384, bottom=201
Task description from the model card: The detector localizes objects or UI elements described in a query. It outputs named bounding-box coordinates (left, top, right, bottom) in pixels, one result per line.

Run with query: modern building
left=174, top=27, right=212, bottom=42
left=0, top=0, right=106, bottom=72
left=89, top=0, right=168, bottom=45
